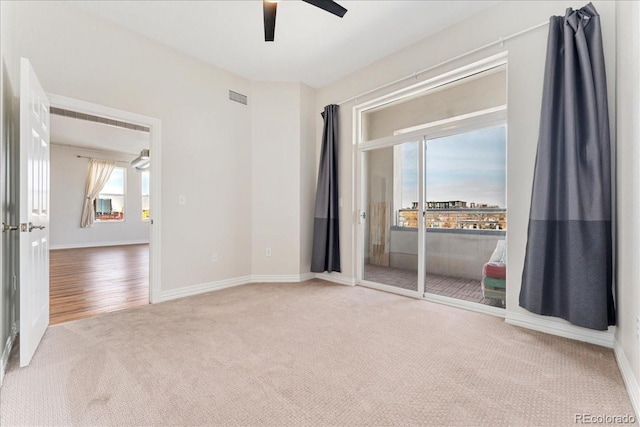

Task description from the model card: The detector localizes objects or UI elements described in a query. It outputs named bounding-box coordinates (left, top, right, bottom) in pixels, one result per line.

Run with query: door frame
left=47, top=94, right=162, bottom=303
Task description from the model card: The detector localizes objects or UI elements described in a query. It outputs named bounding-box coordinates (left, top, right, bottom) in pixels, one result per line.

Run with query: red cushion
left=483, top=263, right=506, bottom=279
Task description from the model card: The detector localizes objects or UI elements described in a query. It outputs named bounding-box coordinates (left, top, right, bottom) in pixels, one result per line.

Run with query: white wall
left=250, top=82, right=316, bottom=278
left=49, top=145, right=150, bottom=249
left=299, top=84, right=316, bottom=274
left=251, top=82, right=301, bottom=276
left=615, top=0, right=640, bottom=413
left=316, top=0, right=618, bottom=338
left=5, top=1, right=253, bottom=293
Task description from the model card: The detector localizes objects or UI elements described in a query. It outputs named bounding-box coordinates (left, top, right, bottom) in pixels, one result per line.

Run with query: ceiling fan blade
left=301, top=0, right=347, bottom=18
left=263, top=1, right=277, bottom=42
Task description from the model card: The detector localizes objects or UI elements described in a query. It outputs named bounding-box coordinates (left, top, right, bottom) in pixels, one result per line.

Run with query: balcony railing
left=386, top=226, right=506, bottom=280
left=397, top=208, right=507, bottom=231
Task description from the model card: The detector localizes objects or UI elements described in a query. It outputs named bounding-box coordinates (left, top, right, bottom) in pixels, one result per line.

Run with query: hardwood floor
left=49, top=244, right=149, bottom=325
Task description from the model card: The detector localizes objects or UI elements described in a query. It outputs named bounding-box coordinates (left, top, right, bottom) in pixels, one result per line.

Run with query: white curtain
left=81, top=159, right=116, bottom=228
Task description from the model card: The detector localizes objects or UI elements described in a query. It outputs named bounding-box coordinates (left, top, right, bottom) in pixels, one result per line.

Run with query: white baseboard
left=50, top=240, right=150, bottom=250
left=158, top=272, right=341, bottom=303
left=251, top=273, right=315, bottom=283
left=614, top=341, right=640, bottom=419
left=159, top=276, right=252, bottom=302
left=314, top=272, right=356, bottom=286
left=0, top=326, right=17, bottom=387
left=505, top=311, right=615, bottom=348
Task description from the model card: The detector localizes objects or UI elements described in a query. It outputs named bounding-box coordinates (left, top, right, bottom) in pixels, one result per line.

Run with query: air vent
left=50, top=107, right=149, bottom=133
left=229, top=90, right=248, bottom=105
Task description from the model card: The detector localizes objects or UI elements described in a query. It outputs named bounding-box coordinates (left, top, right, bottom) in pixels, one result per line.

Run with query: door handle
left=2, top=223, right=19, bottom=232
left=28, top=223, right=46, bottom=232
left=20, top=222, right=45, bottom=233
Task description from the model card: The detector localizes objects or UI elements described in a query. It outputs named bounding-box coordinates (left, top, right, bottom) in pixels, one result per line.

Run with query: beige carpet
left=0, top=280, right=636, bottom=426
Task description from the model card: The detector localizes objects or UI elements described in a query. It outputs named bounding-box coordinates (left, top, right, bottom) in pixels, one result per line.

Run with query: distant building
left=397, top=200, right=506, bottom=230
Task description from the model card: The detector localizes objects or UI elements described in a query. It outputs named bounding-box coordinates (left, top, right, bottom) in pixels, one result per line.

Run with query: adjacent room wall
left=615, top=0, right=640, bottom=413
left=7, top=1, right=253, bottom=293
left=49, top=145, right=150, bottom=249
left=315, top=0, right=618, bottom=339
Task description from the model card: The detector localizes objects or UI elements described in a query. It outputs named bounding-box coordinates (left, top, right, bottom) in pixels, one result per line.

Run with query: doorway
left=46, top=95, right=161, bottom=322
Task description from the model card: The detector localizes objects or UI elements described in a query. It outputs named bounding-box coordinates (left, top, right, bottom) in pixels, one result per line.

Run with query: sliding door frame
left=353, top=52, right=509, bottom=314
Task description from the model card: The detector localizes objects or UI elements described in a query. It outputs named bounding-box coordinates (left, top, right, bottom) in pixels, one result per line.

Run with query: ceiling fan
left=263, top=0, right=348, bottom=42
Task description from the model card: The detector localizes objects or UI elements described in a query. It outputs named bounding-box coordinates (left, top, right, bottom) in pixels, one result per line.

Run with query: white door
left=19, top=58, right=50, bottom=367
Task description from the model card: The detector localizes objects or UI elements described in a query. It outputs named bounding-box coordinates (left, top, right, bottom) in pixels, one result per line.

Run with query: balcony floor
left=364, top=264, right=505, bottom=309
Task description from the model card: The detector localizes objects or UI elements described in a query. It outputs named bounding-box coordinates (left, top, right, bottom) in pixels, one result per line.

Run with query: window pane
left=102, top=168, right=125, bottom=195
left=141, top=171, right=150, bottom=220
left=97, top=167, right=125, bottom=221
left=426, top=125, right=506, bottom=217
left=141, top=171, right=149, bottom=196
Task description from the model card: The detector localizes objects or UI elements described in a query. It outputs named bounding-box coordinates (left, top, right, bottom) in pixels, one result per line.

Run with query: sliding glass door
left=361, top=140, right=421, bottom=293
left=423, top=125, right=507, bottom=308
left=358, top=120, right=507, bottom=309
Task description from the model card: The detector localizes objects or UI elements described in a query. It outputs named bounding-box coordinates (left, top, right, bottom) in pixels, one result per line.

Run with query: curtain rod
left=76, top=155, right=129, bottom=165
left=337, top=20, right=549, bottom=106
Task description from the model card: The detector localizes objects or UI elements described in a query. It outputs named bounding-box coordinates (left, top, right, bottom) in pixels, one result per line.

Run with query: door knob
left=28, top=223, right=46, bottom=232
left=2, top=223, right=19, bottom=232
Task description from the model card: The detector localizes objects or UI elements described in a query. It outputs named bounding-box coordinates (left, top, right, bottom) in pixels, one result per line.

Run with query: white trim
left=315, top=272, right=356, bottom=286
left=424, top=293, right=505, bottom=318
left=159, top=276, right=252, bottom=302
left=614, top=341, right=640, bottom=418
left=505, top=311, right=615, bottom=348
left=0, top=325, right=17, bottom=387
left=158, top=274, right=318, bottom=302
left=251, top=274, right=315, bottom=283
left=353, top=53, right=508, bottom=116
left=394, top=105, right=507, bottom=137
left=50, top=240, right=149, bottom=250
left=46, top=93, right=162, bottom=304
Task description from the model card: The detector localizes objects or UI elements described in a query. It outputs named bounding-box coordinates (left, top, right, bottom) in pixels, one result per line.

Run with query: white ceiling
left=51, top=114, right=150, bottom=156
left=70, top=1, right=500, bottom=88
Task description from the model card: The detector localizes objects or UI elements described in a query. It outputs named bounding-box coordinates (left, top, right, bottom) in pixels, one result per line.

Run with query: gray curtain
left=520, top=3, right=615, bottom=330
left=311, top=105, right=340, bottom=273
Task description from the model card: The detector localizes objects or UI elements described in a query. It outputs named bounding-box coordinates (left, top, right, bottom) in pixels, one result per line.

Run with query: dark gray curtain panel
left=520, top=3, right=615, bottom=330
left=311, top=105, right=341, bottom=273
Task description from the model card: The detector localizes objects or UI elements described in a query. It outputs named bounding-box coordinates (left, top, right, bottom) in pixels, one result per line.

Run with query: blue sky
left=401, top=125, right=506, bottom=208
left=102, top=167, right=125, bottom=194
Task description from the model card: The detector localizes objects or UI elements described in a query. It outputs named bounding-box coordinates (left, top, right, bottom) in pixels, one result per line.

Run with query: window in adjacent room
left=141, top=170, right=150, bottom=221
left=96, top=167, right=125, bottom=221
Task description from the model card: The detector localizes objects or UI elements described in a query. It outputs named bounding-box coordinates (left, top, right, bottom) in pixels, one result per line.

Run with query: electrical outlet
left=266, top=247, right=272, bottom=257
left=178, top=194, right=187, bottom=206
left=212, top=254, right=218, bottom=263
left=636, top=316, right=640, bottom=340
